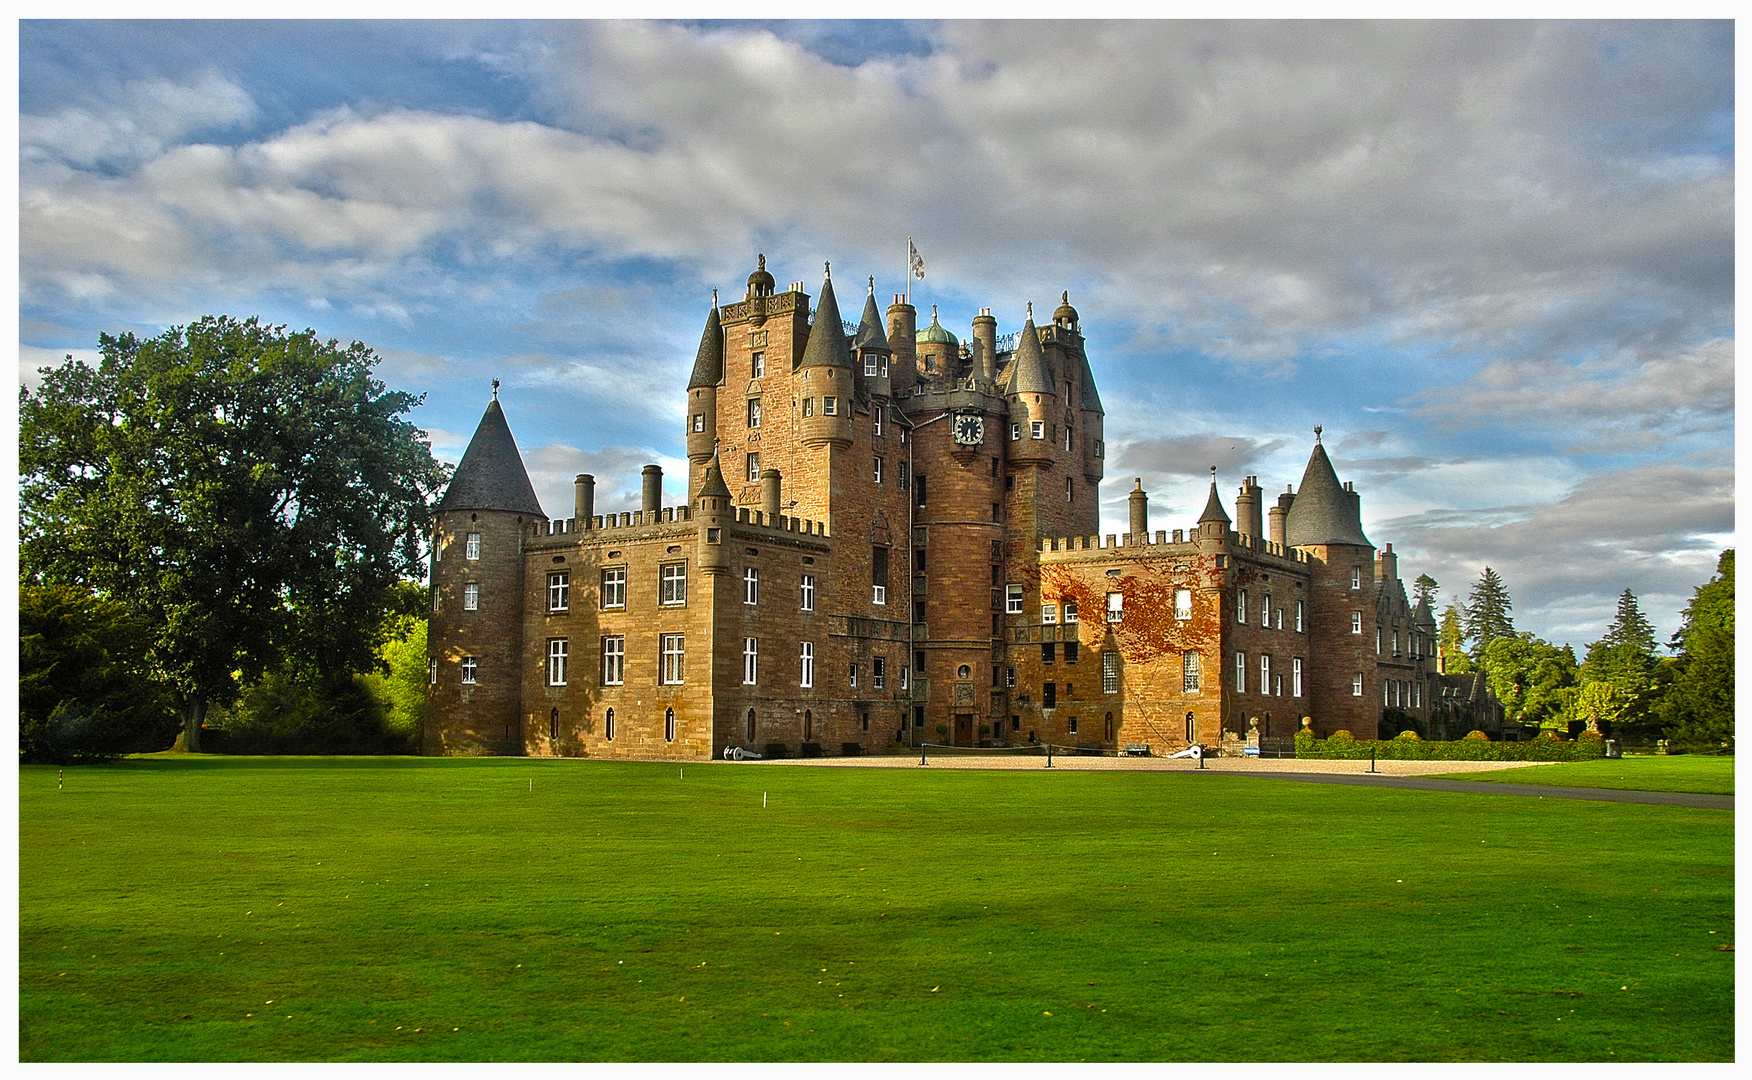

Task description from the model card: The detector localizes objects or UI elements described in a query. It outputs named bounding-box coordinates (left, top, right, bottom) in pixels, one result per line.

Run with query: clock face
left=953, top=414, right=984, bottom=445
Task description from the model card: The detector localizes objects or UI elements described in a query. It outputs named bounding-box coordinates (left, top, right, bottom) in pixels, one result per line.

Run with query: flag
left=908, top=239, right=925, bottom=280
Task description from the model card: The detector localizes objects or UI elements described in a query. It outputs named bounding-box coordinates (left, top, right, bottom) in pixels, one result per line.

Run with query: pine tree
left=1464, top=567, right=1515, bottom=658
left=1656, top=550, right=1734, bottom=746
left=1437, top=601, right=1472, bottom=674
left=1599, top=589, right=1657, bottom=655
left=1411, top=574, right=1439, bottom=610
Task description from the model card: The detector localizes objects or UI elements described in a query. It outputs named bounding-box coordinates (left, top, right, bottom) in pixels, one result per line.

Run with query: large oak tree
left=21, top=316, right=449, bottom=750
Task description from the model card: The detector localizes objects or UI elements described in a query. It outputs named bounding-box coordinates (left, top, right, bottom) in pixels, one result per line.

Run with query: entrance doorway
left=954, top=714, right=974, bottom=745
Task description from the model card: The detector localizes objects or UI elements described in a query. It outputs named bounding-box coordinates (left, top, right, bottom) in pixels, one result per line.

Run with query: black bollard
left=1370, top=748, right=1377, bottom=774
left=920, top=743, right=928, bottom=766
left=1046, top=743, right=1054, bottom=769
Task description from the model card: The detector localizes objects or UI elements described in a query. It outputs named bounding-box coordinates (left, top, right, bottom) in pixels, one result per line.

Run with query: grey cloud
left=1114, top=435, right=1288, bottom=479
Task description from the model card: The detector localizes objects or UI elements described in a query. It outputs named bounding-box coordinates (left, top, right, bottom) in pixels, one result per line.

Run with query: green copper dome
left=915, top=306, right=959, bottom=347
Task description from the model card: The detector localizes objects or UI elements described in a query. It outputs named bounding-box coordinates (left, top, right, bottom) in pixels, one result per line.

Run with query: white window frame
left=752, top=351, right=765, bottom=377
left=873, top=657, right=885, bottom=689
left=1352, top=611, right=1363, bottom=634
left=1260, top=654, right=1270, bottom=695
left=548, top=571, right=570, bottom=612
left=748, top=397, right=761, bottom=428
left=800, top=574, right=815, bottom=612
left=660, top=562, right=687, bottom=606
left=865, top=354, right=878, bottom=377
left=743, top=567, right=760, bottom=605
left=1064, top=601, right=1078, bottom=624
left=601, top=636, right=625, bottom=686
left=823, top=396, right=837, bottom=416
left=547, top=638, right=569, bottom=686
left=1106, top=592, right=1123, bottom=623
left=601, top=566, right=626, bottom=609
left=1031, top=420, right=1044, bottom=439
left=1352, top=672, right=1364, bottom=697
left=1235, top=651, right=1246, bottom=693
left=1011, top=422, right=1021, bottom=441
left=900, top=665, right=910, bottom=690
left=461, top=655, right=477, bottom=684
left=873, top=584, right=886, bottom=605
left=800, top=642, right=814, bottom=688
left=1238, top=589, right=1248, bottom=624
left=849, top=663, right=859, bottom=688
left=463, top=582, right=479, bottom=611
left=1352, top=566, right=1362, bottom=589
left=1102, top=651, right=1119, bottom=694
left=1006, top=584, right=1024, bottom=614
left=1042, top=604, right=1057, bottom=625
left=873, top=407, right=884, bottom=435
left=1262, top=593, right=1271, bottom=624
left=692, top=413, right=705, bottom=433
left=1183, top=650, right=1200, bottom=692
left=743, top=638, right=758, bottom=685
left=428, top=659, right=438, bottom=685
left=1296, top=599, right=1305, bottom=632
left=746, top=453, right=760, bottom=483
left=874, top=456, right=884, bottom=484
left=1174, top=589, right=1192, bottom=620
left=661, top=634, right=685, bottom=685
left=1293, top=657, right=1304, bottom=697
left=465, top=532, right=481, bottom=560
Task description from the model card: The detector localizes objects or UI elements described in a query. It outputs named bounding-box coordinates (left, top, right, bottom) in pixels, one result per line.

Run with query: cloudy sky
left=18, top=19, right=1734, bottom=650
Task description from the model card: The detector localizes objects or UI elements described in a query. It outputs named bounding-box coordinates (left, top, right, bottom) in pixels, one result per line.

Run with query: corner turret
left=798, top=264, right=854, bottom=449
left=854, top=279, right=892, bottom=399
left=686, top=296, right=723, bottom=472
left=1006, top=307, right=1057, bottom=465
left=1197, top=467, right=1231, bottom=542
left=696, top=456, right=732, bottom=576
left=1286, top=428, right=1371, bottom=548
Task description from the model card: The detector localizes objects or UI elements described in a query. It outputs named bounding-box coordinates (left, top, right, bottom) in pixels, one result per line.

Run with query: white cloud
left=21, top=72, right=256, bottom=169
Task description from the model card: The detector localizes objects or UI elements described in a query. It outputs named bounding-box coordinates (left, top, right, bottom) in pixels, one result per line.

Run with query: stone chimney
left=641, top=464, right=663, bottom=516
left=1128, top=478, right=1148, bottom=543
left=575, top=474, right=595, bottom=528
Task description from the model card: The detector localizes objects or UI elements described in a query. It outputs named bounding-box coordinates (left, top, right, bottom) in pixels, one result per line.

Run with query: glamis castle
left=426, top=255, right=1500, bottom=758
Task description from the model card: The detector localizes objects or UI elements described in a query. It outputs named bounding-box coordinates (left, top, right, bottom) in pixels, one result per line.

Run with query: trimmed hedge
left=1295, top=729, right=1607, bottom=762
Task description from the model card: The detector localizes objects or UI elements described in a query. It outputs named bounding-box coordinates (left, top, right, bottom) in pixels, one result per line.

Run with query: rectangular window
left=746, top=452, right=760, bottom=483
left=465, top=532, right=481, bottom=560
left=871, top=546, right=888, bottom=605
left=461, top=655, right=477, bottom=684
left=1106, top=592, right=1124, bottom=622
left=1274, top=674, right=1282, bottom=696
left=747, top=398, right=761, bottom=428
left=1351, top=611, right=1363, bottom=634
left=1006, top=666, right=1016, bottom=688
left=1064, top=641, right=1078, bottom=663
left=1011, top=422, right=1021, bottom=441
left=1351, top=566, right=1362, bottom=589
left=873, top=456, right=884, bottom=484
left=1352, top=672, right=1364, bottom=697
left=1393, top=630, right=1399, bottom=655
left=1067, top=715, right=1078, bottom=734
left=1174, top=589, right=1192, bottom=620
left=1376, top=626, right=1383, bottom=654
left=874, top=406, right=884, bottom=435
left=743, top=638, right=758, bottom=685
left=1006, top=584, right=1023, bottom=614
left=1031, top=420, right=1044, bottom=440
left=1183, top=650, right=1200, bottom=692
left=1238, top=589, right=1248, bottom=624
left=661, top=635, right=685, bottom=685
left=1064, top=601, right=1078, bottom=623
left=548, top=571, right=570, bottom=611
left=1275, top=608, right=1283, bottom=630
left=1261, top=654, right=1271, bottom=694
left=865, top=353, right=878, bottom=377
left=1064, top=428, right=1072, bottom=452
left=1041, top=642, right=1056, bottom=664
left=463, top=582, right=479, bottom=611
left=743, top=567, right=759, bottom=605
left=1262, top=593, right=1272, bottom=624
left=1102, top=651, right=1119, bottom=693
left=428, top=659, right=438, bottom=685
left=915, top=475, right=927, bottom=505
left=692, top=413, right=705, bottom=433
left=901, top=666, right=910, bottom=690
left=547, top=638, right=569, bottom=686
left=601, top=637, right=624, bottom=686
left=849, top=663, right=859, bottom=688
left=1296, top=599, right=1305, bottom=632
left=1235, top=651, right=1246, bottom=693
left=1042, top=604, right=1057, bottom=624
left=1043, top=682, right=1057, bottom=709
left=873, top=657, right=885, bottom=689
left=660, top=562, right=687, bottom=605
left=1293, top=657, right=1304, bottom=697
left=823, top=396, right=837, bottom=416
left=803, top=397, right=814, bottom=417
left=800, top=574, right=815, bottom=611
left=1415, top=680, right=1422, bottom=708
left=601, top=567, right=626, bottom=609
left=1095, top=439, right=1104, bottom=458
left=800, top=642, right=814, bottom=688
left=898, top=462, right=908, bottom=491
left=752, top=351, right=765, bottom=378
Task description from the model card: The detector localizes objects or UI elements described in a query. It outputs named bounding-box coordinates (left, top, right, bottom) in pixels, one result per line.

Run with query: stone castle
left=424, top=255, right=1500, bottom=758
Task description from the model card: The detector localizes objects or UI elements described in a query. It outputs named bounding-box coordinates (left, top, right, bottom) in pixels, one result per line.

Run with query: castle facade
left=424, top=255, right=1496, bottom=759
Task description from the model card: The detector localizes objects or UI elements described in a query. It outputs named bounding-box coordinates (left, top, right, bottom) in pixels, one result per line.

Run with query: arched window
left=665, top=708, right=676, bottom=742
left=550, top=708, right=559, bottom=741
left=803, top=709, right=814, bottom=742
left=605, top=708, right=615, bottom=741
left=746, top=708, right=757, bottom=742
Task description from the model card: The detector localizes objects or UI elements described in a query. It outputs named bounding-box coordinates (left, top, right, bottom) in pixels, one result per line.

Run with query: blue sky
left=17, top=19, right=1734, bottom=650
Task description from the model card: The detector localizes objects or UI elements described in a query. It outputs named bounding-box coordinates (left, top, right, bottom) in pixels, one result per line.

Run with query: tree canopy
left=1656, top=549, right=1734, bottom=746
left=1464, top=566, right=1515, bottom=658
left=1437, top=601, right=1472, bottom=674
left=20, top=316, right=450, bottom=750
left=1411, top=573, right=1439, bottom=610
left=1480, top=632, right=1577, bottom=727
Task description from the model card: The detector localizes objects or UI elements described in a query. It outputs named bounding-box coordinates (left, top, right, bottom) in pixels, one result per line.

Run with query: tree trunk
left=178, top=696, right=207, bottom=753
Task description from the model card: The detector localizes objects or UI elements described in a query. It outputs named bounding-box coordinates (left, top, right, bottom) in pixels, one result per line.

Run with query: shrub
left=1295, top=729, right=1605, bottom=762
left=1330, top=730, right=1355, bottom=743
left=1464, top=730, right=1491, bottom=741
left=1395, top=729, right=1422, bottom=740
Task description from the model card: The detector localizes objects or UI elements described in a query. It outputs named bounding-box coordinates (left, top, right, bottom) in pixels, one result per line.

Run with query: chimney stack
left=1236, top=476, right=1263, bottom=539
left=575, top=474, right=595, bottom=527
left=761, top=468, right=782, bottom=523
left=1128, top=478, right=1148, bottom=543
left=641, top=464, right=663, bottom=516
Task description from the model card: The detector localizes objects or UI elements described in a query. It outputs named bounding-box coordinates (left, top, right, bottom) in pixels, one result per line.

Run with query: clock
left=952, top=413, right=985, bottom=446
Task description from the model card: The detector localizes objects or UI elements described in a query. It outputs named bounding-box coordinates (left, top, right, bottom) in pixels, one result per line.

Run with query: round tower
left=853, top=278, right=893, bottom=401
left=695, top=456, right=732, bottom=577
left=685, top=298, right=723, bottom=486
left=427, top=382, right=546, bottom=756
left=798, top=264, right=854, bottom=450
left=971, top=308, right=998, bottom=382
left=1005, top=307, right=1057, bottom=467
left=915, top=306, right=959, bottom=381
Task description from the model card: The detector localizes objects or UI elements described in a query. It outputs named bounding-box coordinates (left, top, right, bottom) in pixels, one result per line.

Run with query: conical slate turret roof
left=687, top=301, right=723, bottom=389
left=798, top=268, right=852, bottom=369
left=697, top=455, right=732, bottom=502
left=1198, top=475, right=1231, bottom=525
left=854, top=285, right=889, bottom=353
left=1077, top=352, right=1104, bottom=414
left=1009, top=313, right=1055, bottom=396
left=1285, top=435, right=1371, bottom=547
left=438, top=390, right=545, bottom=516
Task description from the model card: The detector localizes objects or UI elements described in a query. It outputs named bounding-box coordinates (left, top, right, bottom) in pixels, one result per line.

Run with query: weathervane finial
left=492, top=379, right=500, bottom=400
left=1314, top=425, right=1323, bottom=444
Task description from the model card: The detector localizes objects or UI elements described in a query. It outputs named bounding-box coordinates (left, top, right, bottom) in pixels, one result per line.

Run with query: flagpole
left=905, top=236, right=911, bottom=306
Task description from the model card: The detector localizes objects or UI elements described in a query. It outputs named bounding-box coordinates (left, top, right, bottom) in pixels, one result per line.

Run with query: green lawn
left=20, top=756, right=1733, bottom=1062
left=1434, top=755, right=1735, bottom=795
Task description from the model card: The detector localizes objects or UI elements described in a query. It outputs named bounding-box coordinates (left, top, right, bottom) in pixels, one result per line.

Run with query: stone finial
left=1027, top=301, right=1034, bottom=319
left=757, top=254, right=766, bottom=271
left=824, top=260, right=831, bottom=279
left=1314, top=425, right=1323, bottom=444
left=868, top=275, right=875, bottom=294
left=491, top=379, right=500, bottom=399
left=712, top=287, right=718, bottom=307
left=1062, top=291, right=1069, bottom=304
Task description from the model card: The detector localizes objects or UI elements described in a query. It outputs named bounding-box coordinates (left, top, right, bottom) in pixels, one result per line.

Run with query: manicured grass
left=20, top=756, right=1733, bottom=1062
left=1433, top=755, right=1735, bottom=795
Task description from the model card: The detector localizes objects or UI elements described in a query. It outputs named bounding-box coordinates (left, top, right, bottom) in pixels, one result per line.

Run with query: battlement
left=525, top=503, right=831, bottom=544
left=1036, top=528, right=1310, bottom=563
